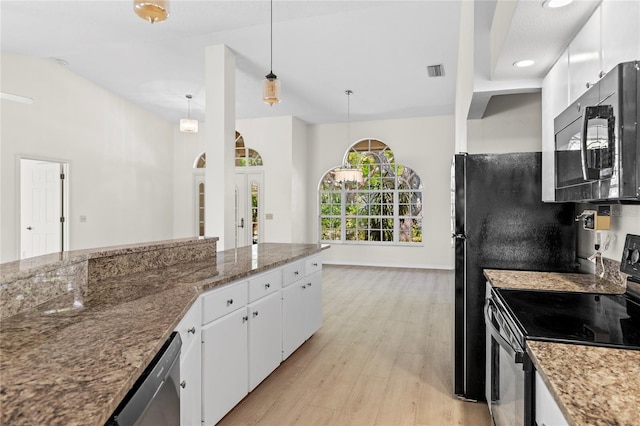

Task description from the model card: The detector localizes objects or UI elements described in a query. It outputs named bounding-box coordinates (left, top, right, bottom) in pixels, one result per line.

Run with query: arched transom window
left=319, top=139, right=423, bottom=245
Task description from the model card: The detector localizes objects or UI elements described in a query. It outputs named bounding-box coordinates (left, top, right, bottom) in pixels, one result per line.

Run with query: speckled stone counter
left=0, top=242, right=327, bottom=425
left=484, top=269, right=625, bottom=294
left=527, top=341, right=640, bottom=426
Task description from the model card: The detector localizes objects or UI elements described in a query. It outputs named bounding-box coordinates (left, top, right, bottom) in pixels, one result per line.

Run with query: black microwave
left=554, top=60, right=639, bottom=203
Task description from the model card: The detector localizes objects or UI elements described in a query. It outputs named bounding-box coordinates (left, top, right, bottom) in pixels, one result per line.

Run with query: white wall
left=454, top=0, right=475, bottom=154
left=1, top=53, right=173, bottom=262
left=307, top=116, right=456, bottom=269
left=467, top=93, right=542, bottom=153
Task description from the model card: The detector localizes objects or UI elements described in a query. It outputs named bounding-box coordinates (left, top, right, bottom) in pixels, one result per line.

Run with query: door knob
left=26, top=226, right=33, bottom=230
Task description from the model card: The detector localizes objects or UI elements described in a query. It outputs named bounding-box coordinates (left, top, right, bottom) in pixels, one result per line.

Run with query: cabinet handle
left=307, top=282, right=312, bottom=287
left=599, top=70, right=606, bottom=78
left=294, top=271, right=299, bottom=276
left=180, top=380, right=186, bottom=389
left=227, top=299, right=234, bottom=306
left=302, top=285, right=307, bottom=289
left=187, top=327, right=196, bottom=334
left=312, top=262, right=318, bottom=266
left=586, top=82, right=592, bottom=89
left=242, top=316, right=248, bottom=323
left=265, top=283, right=270, bottom=289
left=253, top=311, right=259, bottom=317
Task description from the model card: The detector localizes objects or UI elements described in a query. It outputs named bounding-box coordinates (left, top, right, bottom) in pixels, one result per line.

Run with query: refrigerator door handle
left=452, top=233, right=466, bottom=240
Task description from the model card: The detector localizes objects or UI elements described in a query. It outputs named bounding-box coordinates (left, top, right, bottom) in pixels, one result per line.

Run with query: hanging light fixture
left=334, top=90, right=364, bottom=184
left=262, top=0, right=281, bottom=106
left=134, top=0, right=169, bottom=23
left=180, top=94, right=198, bottom=133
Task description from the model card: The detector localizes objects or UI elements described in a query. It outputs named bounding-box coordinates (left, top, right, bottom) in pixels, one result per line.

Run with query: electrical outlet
left=79, top=215, right=87, bottom=222
left=266, top=213, right=273, bottom=220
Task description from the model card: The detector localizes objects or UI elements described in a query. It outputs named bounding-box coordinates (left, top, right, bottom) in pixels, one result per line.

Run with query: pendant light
left=180, top=94, right=198, bottom=133
left=134, top=0, right=169, bottom=24
left=334, top=90, right=364, bottom=184
left=263, top=0, right=281, bottom=106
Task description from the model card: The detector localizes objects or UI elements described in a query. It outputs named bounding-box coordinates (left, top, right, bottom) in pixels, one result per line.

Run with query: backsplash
left=595, top=256, right=628, bottom=289
left=0, top=238, right=217, bottom=320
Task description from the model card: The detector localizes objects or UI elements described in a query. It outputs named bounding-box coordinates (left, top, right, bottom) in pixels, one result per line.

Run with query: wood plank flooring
left=217, top=265, right=492, bottom=426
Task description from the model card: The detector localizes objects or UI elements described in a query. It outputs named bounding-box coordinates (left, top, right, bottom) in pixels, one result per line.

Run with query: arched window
left=319, top=139, right=423, bottom=245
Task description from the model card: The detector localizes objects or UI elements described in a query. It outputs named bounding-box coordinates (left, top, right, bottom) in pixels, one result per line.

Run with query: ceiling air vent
left=427, top=64, right=444, bottom=77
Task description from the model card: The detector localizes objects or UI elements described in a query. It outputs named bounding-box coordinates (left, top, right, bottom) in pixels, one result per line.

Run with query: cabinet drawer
left=202, top=281, right=248, bottom=325
left=282, top=260, right=305, bottom=287
left=248, top=269, right=281, bottom=303
left=305, top=255, right=322, bottom=275
left=175, top=301, right=201, bottom=356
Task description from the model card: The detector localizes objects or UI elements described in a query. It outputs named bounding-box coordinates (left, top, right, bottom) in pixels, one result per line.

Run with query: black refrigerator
left=452, top=152, right=577, bottom=401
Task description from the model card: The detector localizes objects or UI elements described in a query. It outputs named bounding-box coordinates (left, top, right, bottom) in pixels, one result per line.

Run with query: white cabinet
left=535, top=371, right=568, bottom=426
left=202, top=307, right=249, bottom=426
left=282, top=280, right=307, bottom=360
left=601, top=0, right=640, bottom=77
left=175, top=301, right=202, bottom=426
left=248, top=291, right=282, bottom=391
left=282, top=257, right=323, bottom=360
left=541, top=51, right=569, bottom=202
left=568, top=7, right=602, bottom=103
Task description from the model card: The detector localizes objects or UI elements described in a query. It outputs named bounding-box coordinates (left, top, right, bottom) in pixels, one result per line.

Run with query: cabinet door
left=248, top=291, right=282, bottom=391
left=601, top=0, right=640, bottom=73
left=282, top=281, right=306, bottom=360
left=541, top=50, right=569, bottom=202
left=535, top=371, right=568, bottom=426
left=180, top=340, right=201, bottom=426
left=304, top=270, right=323, bottom=340
left=202, top=308, right=248, bottom=426
left=569, top=7, right=602, bottom=103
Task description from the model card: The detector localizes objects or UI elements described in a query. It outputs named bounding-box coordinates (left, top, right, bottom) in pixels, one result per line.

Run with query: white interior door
left=20, top=159, right=63, bottom=259
left=235, top=172, right=263, bottom=247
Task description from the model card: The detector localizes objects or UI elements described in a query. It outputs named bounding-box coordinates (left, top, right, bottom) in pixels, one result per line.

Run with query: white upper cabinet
left=601, top=0, right=640, bottom=73
left=568, top=7, right=602, bottom=104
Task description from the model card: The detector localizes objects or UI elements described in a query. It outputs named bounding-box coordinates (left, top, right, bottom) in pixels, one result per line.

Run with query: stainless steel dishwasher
left=107, top=332, right=182, bottom=426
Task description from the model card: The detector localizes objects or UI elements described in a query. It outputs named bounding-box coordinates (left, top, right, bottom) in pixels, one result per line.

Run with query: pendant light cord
left=270, top=0, right=273, bottom=73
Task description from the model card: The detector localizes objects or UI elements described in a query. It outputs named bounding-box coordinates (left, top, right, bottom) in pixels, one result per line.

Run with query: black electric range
left=494, top=234, right=640, bottom=351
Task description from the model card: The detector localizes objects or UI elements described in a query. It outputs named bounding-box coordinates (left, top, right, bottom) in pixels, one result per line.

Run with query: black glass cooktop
left=495, top=289, right=640, bottom=350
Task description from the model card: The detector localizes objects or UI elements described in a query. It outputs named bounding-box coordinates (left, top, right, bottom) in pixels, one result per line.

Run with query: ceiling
left=0, top=0, right=599, bottom=126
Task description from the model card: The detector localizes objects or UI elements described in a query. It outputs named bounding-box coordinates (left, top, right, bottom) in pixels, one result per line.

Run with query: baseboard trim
left=322, top=260, right=453, bottom=270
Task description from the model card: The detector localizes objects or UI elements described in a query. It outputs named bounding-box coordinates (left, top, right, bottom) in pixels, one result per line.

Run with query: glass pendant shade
left=334, top=167, right=363, bottom=184
left=134, top=0, right=169, bottom=24
left=263, top=73, right=281, bottom=106
left=180, top=118, right=198, bottom=133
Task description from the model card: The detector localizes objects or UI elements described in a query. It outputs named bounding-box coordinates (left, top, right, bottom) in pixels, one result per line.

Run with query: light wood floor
left=217, top=265, right=492, bottom=426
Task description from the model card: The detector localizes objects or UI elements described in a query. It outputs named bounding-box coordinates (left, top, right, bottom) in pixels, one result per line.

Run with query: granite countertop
left=0, top=242, right=326, bottom=425
left=527, top=341, right=640, bottom=426
left=484, top=269, right=625, bottom=294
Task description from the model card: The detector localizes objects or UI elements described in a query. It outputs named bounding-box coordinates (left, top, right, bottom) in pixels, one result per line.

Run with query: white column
left=205, top=45, right=236, bottom=249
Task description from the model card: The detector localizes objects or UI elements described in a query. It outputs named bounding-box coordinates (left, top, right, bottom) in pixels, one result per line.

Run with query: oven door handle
left=484, top=298, right=524, bottom=364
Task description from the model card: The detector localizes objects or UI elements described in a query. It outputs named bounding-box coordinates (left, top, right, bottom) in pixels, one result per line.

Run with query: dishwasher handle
left=484, top=298, right=524, bottom=364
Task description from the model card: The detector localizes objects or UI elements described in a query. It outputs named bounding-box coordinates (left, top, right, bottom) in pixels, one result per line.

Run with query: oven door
left=485, top=296, right=532, bottom=426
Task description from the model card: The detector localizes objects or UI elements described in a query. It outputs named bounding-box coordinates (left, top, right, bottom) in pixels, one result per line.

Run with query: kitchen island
left=0, top=241, right=327, bottom=425
left=485, top=269, right=638, bottom=426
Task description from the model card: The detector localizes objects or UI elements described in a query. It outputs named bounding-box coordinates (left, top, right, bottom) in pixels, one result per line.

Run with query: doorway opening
left=19, top=158, right=69, bottom=259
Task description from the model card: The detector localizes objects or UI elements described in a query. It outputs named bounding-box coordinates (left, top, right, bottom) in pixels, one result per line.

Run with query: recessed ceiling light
left=543, top=0, right=574, bottom=9
left=513, top=59, right=535, bottom=68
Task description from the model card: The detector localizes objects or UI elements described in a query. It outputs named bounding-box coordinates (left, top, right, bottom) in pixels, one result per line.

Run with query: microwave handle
left=484, top=298, right=524, bottom=364
left=580, top=104, right=615, bottom=181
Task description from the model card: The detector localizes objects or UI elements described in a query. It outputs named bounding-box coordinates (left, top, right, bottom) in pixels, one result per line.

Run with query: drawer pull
left=312, top=262, right=318, bottom=266
left=227, top=299, right=234, bottom=306
left=307, top=282, right=312, bottom=287
left=253, top=311, right=259, bottom=317
left=265, top=283, right=270, bottom=289
left=242, top=316, right=248, bottom=323
left=294, top=271, right=299, bottom=276
left=180, top=380, right=186, bottom=389
left=302, top=285, right=307, bottom=289
left=187, top=327, right=196, bottom=334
